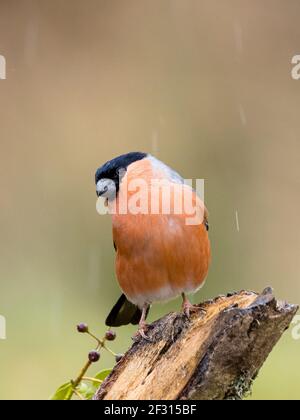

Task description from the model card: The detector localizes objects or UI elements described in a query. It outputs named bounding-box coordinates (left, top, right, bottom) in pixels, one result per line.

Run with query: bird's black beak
left=96, top=185, right=108, bottom=197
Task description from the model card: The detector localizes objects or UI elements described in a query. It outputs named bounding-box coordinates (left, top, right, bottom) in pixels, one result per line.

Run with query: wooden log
left=94, top=288, right=298, bottom=400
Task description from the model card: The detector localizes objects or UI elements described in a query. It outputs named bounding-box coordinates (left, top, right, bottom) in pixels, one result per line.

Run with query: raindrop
left=235, top=210, right=240, bottom=232
left=238, top=104, right=247, bottom=126
left=234, top=22, right=243, bottom=54
left=151, top=129, right=159, bottom=155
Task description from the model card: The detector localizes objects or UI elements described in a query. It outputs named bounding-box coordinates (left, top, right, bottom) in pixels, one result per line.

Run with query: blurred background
left=0, top=0, right=299, bottom=400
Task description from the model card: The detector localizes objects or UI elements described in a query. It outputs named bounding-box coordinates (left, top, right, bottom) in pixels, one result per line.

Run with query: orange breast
left=110, top=158, right=211, bottom=307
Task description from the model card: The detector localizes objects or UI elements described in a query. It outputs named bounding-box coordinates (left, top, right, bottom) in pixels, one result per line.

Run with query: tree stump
left=94, top=288, right=298, bottom=400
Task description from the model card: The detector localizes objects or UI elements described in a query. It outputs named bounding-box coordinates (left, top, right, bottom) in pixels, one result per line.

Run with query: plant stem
left=103, top=344, right=117, bottom=357
left=74, top=389, right=86, bottom=401
left=82, top=377, right=103, bottom=384
left=73, top=360, right=93, bottom=389
left=66, top=329, right=114, bottom=400
left=66, top=360, right=93, bottom=400
left=88, top=331, right=104, bottom=346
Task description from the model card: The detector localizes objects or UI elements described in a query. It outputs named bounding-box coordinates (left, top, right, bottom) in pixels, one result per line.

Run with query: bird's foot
left=182, top=301, right=207, bottom=319
left=132, top=322, right=152, bottom=342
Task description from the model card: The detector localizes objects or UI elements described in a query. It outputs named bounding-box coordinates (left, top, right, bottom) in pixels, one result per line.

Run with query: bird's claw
left=132, top=322, right=152, bottom=342
left=182, top=302, right=207, bottom=319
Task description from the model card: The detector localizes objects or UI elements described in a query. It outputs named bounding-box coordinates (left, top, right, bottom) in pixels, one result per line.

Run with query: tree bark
left=94, top=288, right=298, bottom=400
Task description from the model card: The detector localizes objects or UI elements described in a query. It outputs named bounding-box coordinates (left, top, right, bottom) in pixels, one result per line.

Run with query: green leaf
left=79, top=382, right=95, bottom=400
left=50, top=382, right=73, bottom=400
left=50, top=370, right=112, bottom=401
left=93, top=368, right=112, bottom=387
left=81, top=369, right=112, bottom=400
left=78, top=382, right=89, bottom=394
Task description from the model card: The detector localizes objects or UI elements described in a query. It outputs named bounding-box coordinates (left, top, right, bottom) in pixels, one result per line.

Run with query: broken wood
left=94, top=288, right=298, bottom=400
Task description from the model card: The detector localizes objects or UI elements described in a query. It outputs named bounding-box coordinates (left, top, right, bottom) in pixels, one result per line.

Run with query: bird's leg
left=181, top=293, right=206, bottom=318
left=181, top=293, right=194, bottom=318
left=137, top=303, right=151, bottom=341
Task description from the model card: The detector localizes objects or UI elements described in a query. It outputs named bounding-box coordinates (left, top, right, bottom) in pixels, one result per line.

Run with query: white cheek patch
left=96, top=179, right=116, bottom=199
left=106, top=184, right=117, bottom=199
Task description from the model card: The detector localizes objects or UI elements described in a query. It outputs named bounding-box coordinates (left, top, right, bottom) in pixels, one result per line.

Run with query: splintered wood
left=94, top=289, right=298, bottom=400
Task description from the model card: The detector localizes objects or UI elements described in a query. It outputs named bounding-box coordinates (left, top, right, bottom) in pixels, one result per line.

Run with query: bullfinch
left=95, top=152, right=211, bottom=339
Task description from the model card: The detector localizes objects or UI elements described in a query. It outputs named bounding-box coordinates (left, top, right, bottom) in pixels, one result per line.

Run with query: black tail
left=105, top=294, right=149, bottom=327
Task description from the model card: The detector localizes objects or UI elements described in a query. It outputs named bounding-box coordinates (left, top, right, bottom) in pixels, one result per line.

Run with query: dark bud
left=77, top=323, right=89, bottom=333
left=115, top=353, right=124, bottom=363
left=105, top=330, right=116, bottom=341
left=88, top=351, right=101, bottom=363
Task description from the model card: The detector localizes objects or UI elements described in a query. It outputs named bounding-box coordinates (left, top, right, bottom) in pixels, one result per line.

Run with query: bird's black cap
left=95, top=152, right=147, bottom=186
